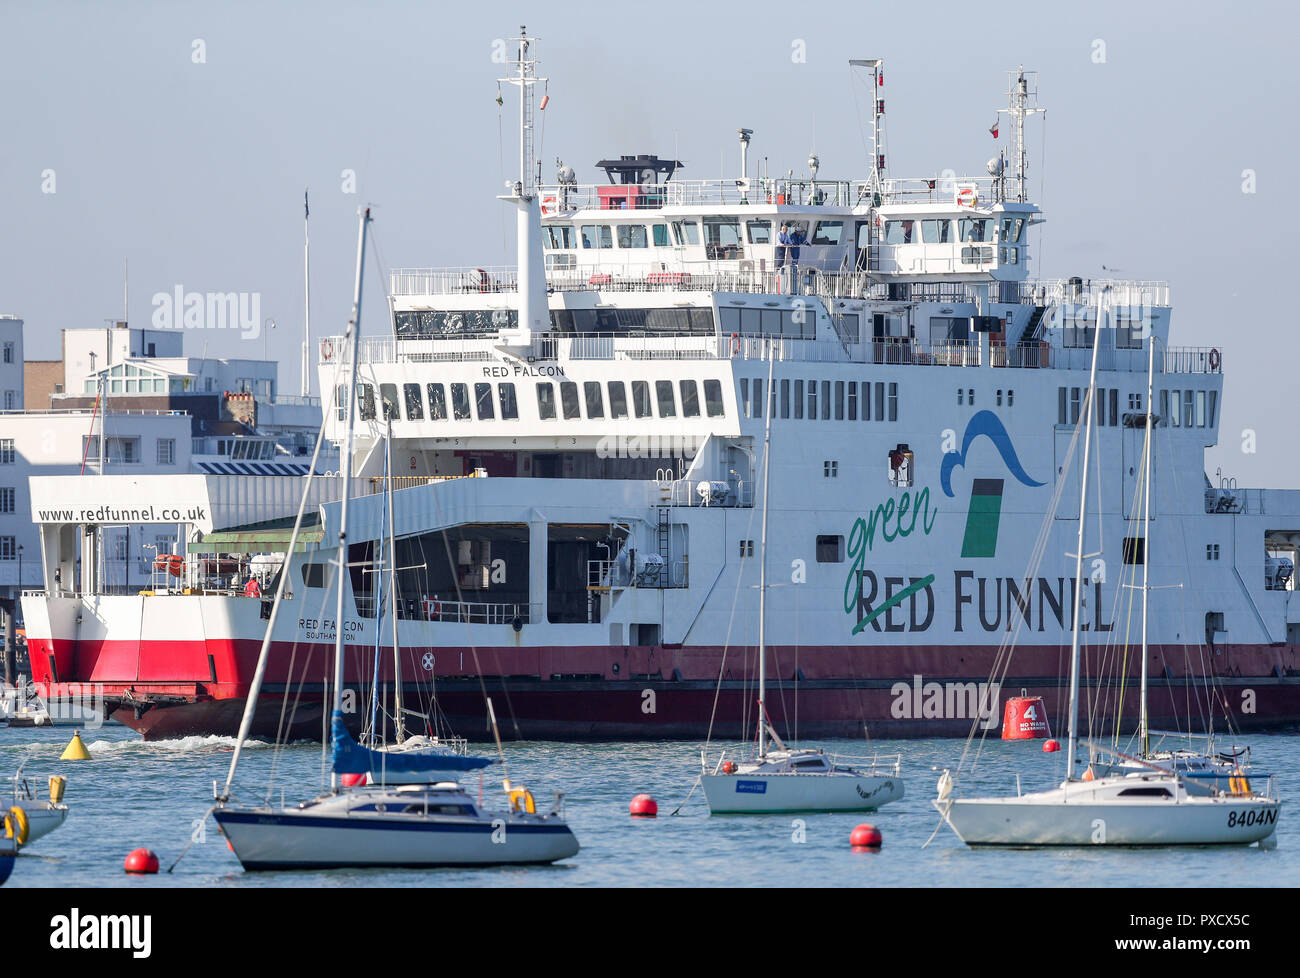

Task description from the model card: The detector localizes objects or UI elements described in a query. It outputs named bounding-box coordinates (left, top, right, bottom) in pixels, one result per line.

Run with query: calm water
left=3, top=723, right=1297, bottom=887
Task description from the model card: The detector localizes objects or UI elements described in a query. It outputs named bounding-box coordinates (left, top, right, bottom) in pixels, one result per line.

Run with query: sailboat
left=934, top=291, right=1280, bottom=846
left=213, top=206, right=579, bottom=869
left=700, top=342, right=904, bottom=814
left=1084, top=336, right=1267, bottom=795
left=354, top=415, right=478, bottom=782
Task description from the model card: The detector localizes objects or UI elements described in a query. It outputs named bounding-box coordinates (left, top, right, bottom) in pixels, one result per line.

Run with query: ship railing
left=537, top=177, right=859, bottom=212
left=420, top=600, right=538, bottom=626
left=654, top=477, right=754, bottom=508
left=1014, top=278, right=1171, bottom=308
left=828, top=751, right=904, bottom=776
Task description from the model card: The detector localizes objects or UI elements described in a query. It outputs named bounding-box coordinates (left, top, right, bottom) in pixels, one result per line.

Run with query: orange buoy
left=1042, top=739, right=1061, bottom=753
left=124, top=848, right=159, bottom=874
left=721, top=761, right=737, bottom=774
left=850, top=823, right=883, bottom=849
left=1001, top=695, right=1051, bottom=740
left=629, top=794, right=658, bottom=818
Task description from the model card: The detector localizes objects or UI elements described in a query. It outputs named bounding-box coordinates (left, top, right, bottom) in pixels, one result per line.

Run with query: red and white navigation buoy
left=1001, top=695, right=1051, bottom=740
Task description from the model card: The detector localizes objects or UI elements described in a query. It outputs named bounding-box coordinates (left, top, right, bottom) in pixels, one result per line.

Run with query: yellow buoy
left=4, top=806, right=29, bottom=846
left=49, top=776, right=67, bottom=804
left=60, top=731, right=92, bottom=761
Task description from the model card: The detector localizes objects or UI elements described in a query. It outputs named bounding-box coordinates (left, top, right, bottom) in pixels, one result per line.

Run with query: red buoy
left=850, top=823, right=883, bottom=849
left=629, top=794, right=658, bottom=818
left=1001, top=695, right=1051, bottom=740
left=721, top=761, right=737, bottom=774
left=1043, top=739, right=1061, bottom=753
left=124, top=848, right=159, bottom=874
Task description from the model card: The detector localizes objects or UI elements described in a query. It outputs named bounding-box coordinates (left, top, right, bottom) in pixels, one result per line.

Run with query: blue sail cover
left=331, top=712, right=495, bottom=775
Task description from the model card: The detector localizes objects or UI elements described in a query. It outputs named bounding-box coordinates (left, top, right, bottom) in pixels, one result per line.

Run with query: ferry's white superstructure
left=20, top=38, right=1300, bottom=742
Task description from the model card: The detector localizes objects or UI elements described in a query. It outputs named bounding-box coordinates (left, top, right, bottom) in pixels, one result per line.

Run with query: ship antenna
left=848, top=58, right=885, bottom=198
left=998, top=66, right=1044, bottom=203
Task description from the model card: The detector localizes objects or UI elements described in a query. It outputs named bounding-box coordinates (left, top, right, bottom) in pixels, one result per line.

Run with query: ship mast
left=757, top=342, right=775, bottom=758
left=998, top=66, right=1043, bottom=203
left=848, top=58, right=886, bottom=199
left=498, top=26, right=548, bottom=350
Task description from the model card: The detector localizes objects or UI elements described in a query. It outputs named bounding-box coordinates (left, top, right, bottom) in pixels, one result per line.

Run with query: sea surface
left=2, top=723, right=1297, bottom=887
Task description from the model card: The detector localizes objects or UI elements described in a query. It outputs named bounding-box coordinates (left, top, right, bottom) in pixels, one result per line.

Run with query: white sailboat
left=1084, top=336, right=1267, bottom=794
left=214, top=198, right=578, bottom=869
left=701, top=342, right=903, bottom=814
left=934, top=291, right=1280, bottom=846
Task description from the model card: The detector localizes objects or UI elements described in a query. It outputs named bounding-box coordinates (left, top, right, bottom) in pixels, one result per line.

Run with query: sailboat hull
left=702, top=773, right=903, bottom=814
left=938, top=790, right=1280, bottom=846
left=214, top=808, right=579, bottom=869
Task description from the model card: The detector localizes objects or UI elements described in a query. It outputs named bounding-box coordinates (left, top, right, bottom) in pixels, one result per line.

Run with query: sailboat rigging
left=934, top=290, right=1281, bottom=846
left=212, top=205, right=578, bottom=868
left=700, top=338, right=904, bottom=814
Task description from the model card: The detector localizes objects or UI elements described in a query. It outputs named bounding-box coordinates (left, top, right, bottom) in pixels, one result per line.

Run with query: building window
left=824, top=460, right=838, bottom=478
left=816, top=535, right=845, bottom=563
left=157, top=439, right=175, bottom=465
left=1123, top=536, right=1146, bottom=565
left=113, top=536, right=128, bottom=561
left=738, top=539, right=754, bottom=557
left=106, top=437, right=140, bottom=464
left=1, top=343, right=11, bottom=364
left=0, top=488, right=12, bottom=513
left=1207, top=544, right=1220, bottom=560
left=0, top=536, right=14, bottom=560
left=3, top=391, right=12, bottom=410
left=0, top=439, right=12, bottom=464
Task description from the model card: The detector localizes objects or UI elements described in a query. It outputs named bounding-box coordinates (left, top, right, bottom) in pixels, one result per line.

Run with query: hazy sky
left=3, top=0, right=1297, bottom=484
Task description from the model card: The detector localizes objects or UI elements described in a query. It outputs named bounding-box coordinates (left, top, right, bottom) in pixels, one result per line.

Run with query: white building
left=0, top=317, right=23, bottom=414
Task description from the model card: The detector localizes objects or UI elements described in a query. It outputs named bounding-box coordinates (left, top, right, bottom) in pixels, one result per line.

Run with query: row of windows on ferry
left=882, top=216, right=1026, bottom=266
left=393, top=308, right=715, bottom=339
left=392, top=306, right=833, bottom=341
left=739, top=378, right=899, bottom=422
left=1056, top=387, right=1218, bottom=428
left=346, top=379, right=727, bottom=423
left=544, top=218, right=847, bottom=253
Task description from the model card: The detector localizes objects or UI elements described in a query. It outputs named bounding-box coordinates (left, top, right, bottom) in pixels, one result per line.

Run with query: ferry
left=19, top=33, right=1300, bottom=740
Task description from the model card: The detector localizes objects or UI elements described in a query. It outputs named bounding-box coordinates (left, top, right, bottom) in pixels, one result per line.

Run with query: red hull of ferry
left=24, top=636, right=1300, bottom=741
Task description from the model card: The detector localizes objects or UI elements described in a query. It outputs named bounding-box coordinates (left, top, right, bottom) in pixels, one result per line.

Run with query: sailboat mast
left=1139, top=333, right=1156, bottom=754
left=385, top=417, right=404, bottom=741
left=757, top=341, right=776, bottom=757
left=1064, top=290, right=1105, bottom=780
left=302, top=189, right=312, bottom=398
left=330, top=207, right=371, bottom=789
